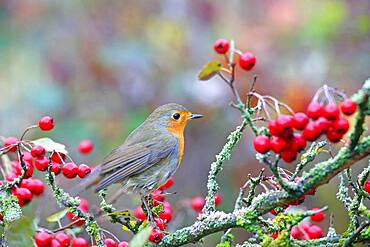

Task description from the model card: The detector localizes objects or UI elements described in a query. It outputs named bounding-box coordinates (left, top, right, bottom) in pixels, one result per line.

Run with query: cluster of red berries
left=253, top=99, right=357, bottom=162
left=213, top=38, right=256, bottom=71
left=34, top=231, right=128, bottom=247
left=133, top=178, right=175, bottom=243
left=190, top=193, right=222, bottom=212
left=290, top=208, right=325, bottom=240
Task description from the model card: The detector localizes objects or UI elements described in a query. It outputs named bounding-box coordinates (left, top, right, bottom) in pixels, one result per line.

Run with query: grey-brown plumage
left=94, top=103, right=202, bottom=195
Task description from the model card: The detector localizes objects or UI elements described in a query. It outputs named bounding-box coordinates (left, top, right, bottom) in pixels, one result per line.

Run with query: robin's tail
left=70, top=165, right=102, bottom=196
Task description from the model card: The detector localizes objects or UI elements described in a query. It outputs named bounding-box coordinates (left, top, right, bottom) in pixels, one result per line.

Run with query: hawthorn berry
left=62, top=162, right=78, bottom=179
left=152, top=189, right=165, bottom=202
left=333, top=117, right=349, bottom=134
left=51, top=162, right=61, bottom=175
left=14, top=187, right=33, bottom=206
left=302, top=121, right=321, bottom=142
left=159, top=206, right=172, bottom=222
left=288, top=133, right=306, bottom=152
left=253, top=135, right=271, bottom=154
left=134, top=207, right=146, bottom=221
left=310, top=208, right=324, bottom=222
left=315, top=117, right=331, bottom=133
left=299, top=221, right=312, bottom=231
left=104, top=238, right=118, bottom=247
left=213, top=39, right=230, bottom=54
left=292, top=112, right=309, bottom=130
left=12, top=160, right=34, bottom=178
left=22, top=151, right=34, bottom=164
left=4, top=137, right=18, bottom=152
left=307, top=225, right=323, bottom=239
left=51, top=152, right=65, bottom=164
left=51, top=239, right=62, bottom=247
left=35, top=231, right=53, bottom=247
left=38, top=116, right=54, bottom=131
left=159, top=177, right=174, bottom=190
left=77, top=164, right=91, bottom=178
left=78, top=140, right=94, bottom=154
left=149, top=228, right=163, bottom=243
left=35, top=156, right=49, bottom=171
left=191, top=196, right=205, bottom=212
left=55, top=232, right=70, bottom=247
left=22, top=178, right=44, bottom=195
left=239, top=52, right=256, bottom=71
left=118, top=242, right=129, bottom=247
left=340, top=99, right=357, bottom=115
left=162, top=201, right=173, bottom=211
left=306, top=102, right=324, bottom=120
left=280, top=149, right=297, bottom=163
left=323, top=103, right=340, bottom=121
left=364, top=181, right=370, bottom=193
left=326, top=128, right=343, bottom=143
left=290, top=226, right=301, bottom=239
left=71, top=237, right=88, bottom=247
left=270, top=136, right=286, bottom=153
left=268, top=119, right=284, bottom=136
left=155, top=218, right=166, bottom=230
left=31, top=145, right=46, bottom=157
left=215, top=193, right=222, bottom=206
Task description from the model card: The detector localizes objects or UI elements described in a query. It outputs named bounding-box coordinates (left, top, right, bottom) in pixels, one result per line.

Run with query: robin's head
left=148, top=103, right=203, bottom=133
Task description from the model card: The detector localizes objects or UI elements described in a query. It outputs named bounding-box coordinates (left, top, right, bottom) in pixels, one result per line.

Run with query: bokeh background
left=0, top=0, right=369, bottom=245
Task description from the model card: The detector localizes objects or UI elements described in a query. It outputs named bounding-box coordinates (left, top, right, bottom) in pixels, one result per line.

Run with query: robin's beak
left=189, top=113, right=204, bottom=119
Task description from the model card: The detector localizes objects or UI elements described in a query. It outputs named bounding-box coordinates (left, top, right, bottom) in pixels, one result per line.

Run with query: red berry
left=290, top=226, right=301, bottom=239
left=292, top=112, right=309, bottom=130
left=12, top=160, right=33, bottom=178
left=5, top=173, right=17, bottom=182
left=22, top=151, right=34, bottom=164
left=35, top=231, right=53, bottom=247
left=307, top=225, right=323, bottom=239
left=323, top=103, right=340, bottom=121
left=276, top=114, right=293, bottom=129
left=159, top=206, right=172, bottom=222
left=71, top=237, right=88, bottom=247
left=31, top=145, right=46, bottom=157
left=300, top=221, right=312, bottom=231
left=364, top=181, right=370, bottom=193
left=51, top=152, right=65, bottom=164
left=152, top=189, right=165, bottom=202
left=253, top=135, right=271, bottom=154
left=213, top=39, right=230, bottom=54
left=104, top=238, right=117, bottom=247
left=51, top=239, right=62, bottom=247
left=118, top=242, right=128, bottom=247
left=333, top=117, right=350, bottom=134
left=268, top=119, right=284, bottom=136
left=134, top=207, right=146, bottom=221
left=271, top=232, right=278, bottom=239
left=78, top=140, right=94, bottom=155
left=14, top=187, right=33, bottom=207
left=159, top=177, right=174, bottom=190
left=280, top=149, right=297, bottom=163
left=62, top=162, right=78, bottom=179
left=51, top=162, right=61, bottom=175
left=239, top=52, right=256, bottom=71
left=149, top=228, right=163, bottom=243
left=303, top=121, right=321, bottom=142
left=326, top=127, right=343, bottom=143
left=38, top=116, right=54, bottom=131
left=270, top=136, right=286, bottom=153
left=289, top=133, right=307, bottom=152
left=310, top=208, right=324, bottom=222
left=77, top=164, right=91, bottom=178
left=4, top=137, right=18, bottom=152
left=55, top=232, right=71, bottom=247
left=215, top=193, right=222, bottom=206
left=191, top=196, right=205, bottom=212
left=22, top=178, right=44, bottom=196
left=78, top=198, right=90, bottom=211
left=35, top=156, right=50, bottom=171
left=162, top=201, right=172, bottom=211
left=340, top=99, right=357, bottom=115
left=155, top=218, right=166, bottom=230
left=306, top=102, right=323, bottom=120
left=315, top=117, right=331, bottom=133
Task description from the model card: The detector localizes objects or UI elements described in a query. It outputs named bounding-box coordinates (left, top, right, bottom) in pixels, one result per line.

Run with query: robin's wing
left=95, top=137, right=177, bottom=192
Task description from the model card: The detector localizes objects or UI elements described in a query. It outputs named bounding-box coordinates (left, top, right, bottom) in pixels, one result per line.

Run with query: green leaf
left=46, top=209, right=68, bottom=222
left=6, top=217, right=36, bottom=247
left=129, top=227, right=152, bottom=247
left=31, top=138, right=68, bottom=154
left=198, top=61, right=224, bottom=81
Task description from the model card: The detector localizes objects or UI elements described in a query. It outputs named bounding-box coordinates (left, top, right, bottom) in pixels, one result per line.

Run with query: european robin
left=87, top=103, right=203, bottom=221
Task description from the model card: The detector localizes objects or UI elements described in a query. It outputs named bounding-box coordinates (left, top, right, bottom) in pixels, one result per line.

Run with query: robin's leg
left=141, top=194, right=156, bottom=227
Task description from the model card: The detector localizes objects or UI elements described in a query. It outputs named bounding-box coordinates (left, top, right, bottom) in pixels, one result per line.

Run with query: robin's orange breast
left=166, top=124, right=185, bottom=167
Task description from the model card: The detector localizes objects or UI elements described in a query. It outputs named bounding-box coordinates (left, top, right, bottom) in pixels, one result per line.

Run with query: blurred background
left=0, top=0, right=369, bottom=245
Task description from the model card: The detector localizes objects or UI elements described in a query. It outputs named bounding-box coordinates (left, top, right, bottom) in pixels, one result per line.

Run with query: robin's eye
left=172, top=113, right=180, bottom=120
